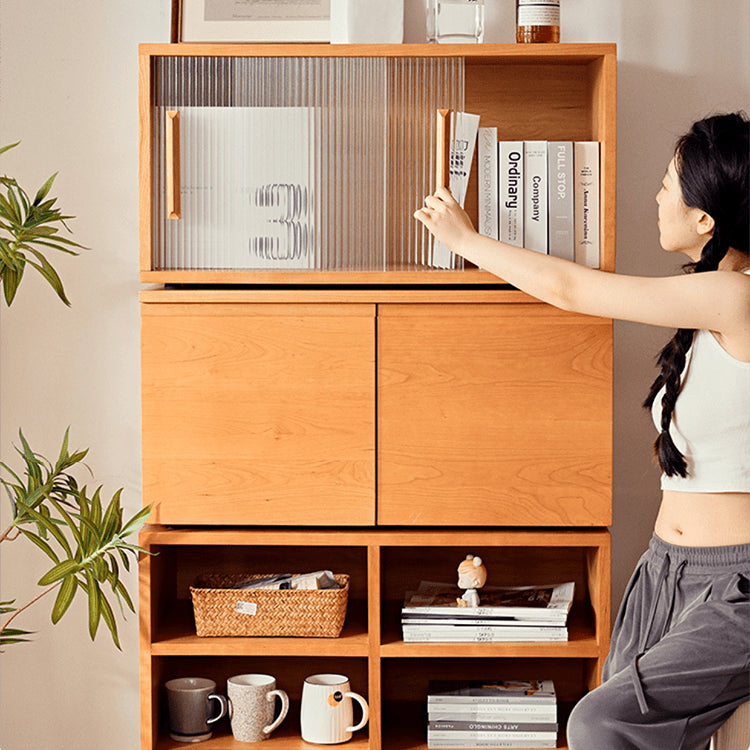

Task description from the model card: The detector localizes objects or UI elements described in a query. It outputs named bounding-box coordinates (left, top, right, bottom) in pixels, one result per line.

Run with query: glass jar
left=426, top=0, right=485, bottom=44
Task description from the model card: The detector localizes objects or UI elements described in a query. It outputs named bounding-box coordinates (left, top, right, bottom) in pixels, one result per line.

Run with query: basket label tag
left=236, top=601, right=258, bottom=616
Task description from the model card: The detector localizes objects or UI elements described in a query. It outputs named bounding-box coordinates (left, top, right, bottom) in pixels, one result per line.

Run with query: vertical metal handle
left=435, top=108, right=451, bottom=190
left=166, top=110, right=181, bottom=220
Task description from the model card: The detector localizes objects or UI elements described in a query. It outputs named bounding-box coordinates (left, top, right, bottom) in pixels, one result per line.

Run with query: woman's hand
left=413, top=186, right=478, bottom=257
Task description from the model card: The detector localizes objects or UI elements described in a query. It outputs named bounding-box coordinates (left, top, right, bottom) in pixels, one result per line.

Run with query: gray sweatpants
left=567, top=534, right=750, bottom=750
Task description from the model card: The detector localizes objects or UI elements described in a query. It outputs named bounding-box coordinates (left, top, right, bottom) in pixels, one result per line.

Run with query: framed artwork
left=172, top=0, right=330, bottom=43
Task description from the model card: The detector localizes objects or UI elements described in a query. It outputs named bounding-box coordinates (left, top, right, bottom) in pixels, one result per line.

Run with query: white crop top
left=651, top=327, right=750, bottom=492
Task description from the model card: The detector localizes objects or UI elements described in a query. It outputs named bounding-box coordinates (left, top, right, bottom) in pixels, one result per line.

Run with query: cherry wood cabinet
left=138, top=42, right=617, bottom=750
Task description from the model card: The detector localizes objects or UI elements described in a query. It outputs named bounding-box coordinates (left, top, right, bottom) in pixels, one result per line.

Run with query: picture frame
left=171, top=0, right=330, bottom=43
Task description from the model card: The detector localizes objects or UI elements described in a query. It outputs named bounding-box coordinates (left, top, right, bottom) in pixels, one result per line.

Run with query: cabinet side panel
left=141, top=303, right=376, bottom=524
left=378, top=304, right=612, bottom=526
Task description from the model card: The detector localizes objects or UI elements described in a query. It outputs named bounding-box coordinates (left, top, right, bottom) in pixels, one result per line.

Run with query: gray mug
left=165, top=677, right=228, bottom=743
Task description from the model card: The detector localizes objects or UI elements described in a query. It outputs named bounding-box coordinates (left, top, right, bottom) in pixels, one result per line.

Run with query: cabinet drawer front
left=142, top=303, right=375, bottom=525
left=377, top=304, right=612, bottom=526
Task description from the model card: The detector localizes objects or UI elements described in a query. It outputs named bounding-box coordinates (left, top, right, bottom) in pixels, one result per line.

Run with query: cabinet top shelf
left=139, top=41, right=617, bottom=61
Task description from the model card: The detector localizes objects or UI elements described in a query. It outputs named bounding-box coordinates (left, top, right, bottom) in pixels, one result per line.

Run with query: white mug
left=300, top=673, right=369, bottom=744
left=227, top=674, right=289, bottom=743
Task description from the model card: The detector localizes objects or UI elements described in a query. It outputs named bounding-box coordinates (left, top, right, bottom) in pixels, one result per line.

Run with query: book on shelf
left=428, top=729, right=558, bottom=743
left=498, top=141, right=524, bottom=247
left=402, top=623, right=568, bottom=642
left=548, top=141, right=575, bottom=261
left=574, top=140, right=601, bottom=268
left=427, top=679, right=557, bottom=706
left=427, top=740, right=557, bottom=750
left=523, top=141, right=548, bottom=255
left=429, top=721, right=558, bottom=732
left=429, top=705, right=558, bottom=723
left=478, top=127, right=499, bottom=240
left=402, top=581, right=575, bottom=625
left=433, top=111, right=480, bottom=269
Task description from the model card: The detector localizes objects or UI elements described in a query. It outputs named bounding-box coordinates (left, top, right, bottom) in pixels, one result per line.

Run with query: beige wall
left=1, top=1, right=748, bottom=747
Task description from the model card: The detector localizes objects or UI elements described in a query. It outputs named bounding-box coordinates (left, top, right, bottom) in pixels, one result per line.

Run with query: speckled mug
left=227, top=674, right=289, bottom=743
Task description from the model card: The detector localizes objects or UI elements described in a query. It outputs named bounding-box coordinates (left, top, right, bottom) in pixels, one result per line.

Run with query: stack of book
left=401, top=581, right=574, bottom=643
left=427, top=679, right=558, bottom=749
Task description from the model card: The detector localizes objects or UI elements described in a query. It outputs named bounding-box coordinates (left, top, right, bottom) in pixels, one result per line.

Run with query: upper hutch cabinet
left=139, top=43, right=616, bottom=284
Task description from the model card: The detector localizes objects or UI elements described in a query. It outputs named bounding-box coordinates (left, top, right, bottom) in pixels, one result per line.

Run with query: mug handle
left=207, top=693, right=228, bottom=725
left=263, top=689, right=290, bottom=735
left=344, top=691, right=369, bottom=733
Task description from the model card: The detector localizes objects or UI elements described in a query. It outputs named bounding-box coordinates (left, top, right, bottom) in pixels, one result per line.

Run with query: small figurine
left=456, top=554, right=487, bottom=607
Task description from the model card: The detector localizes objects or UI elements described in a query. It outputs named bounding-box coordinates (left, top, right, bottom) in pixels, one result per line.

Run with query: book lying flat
left=402, top=625, right=567, bottom=643
left=429, top=705, right=558, bottom=723
left=403, top=581, right=574, bottom=623
left=428, top=680, right=556, bottom=705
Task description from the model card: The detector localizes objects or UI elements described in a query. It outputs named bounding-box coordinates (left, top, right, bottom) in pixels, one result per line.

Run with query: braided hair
left=643, top=112, right=750, bottom=477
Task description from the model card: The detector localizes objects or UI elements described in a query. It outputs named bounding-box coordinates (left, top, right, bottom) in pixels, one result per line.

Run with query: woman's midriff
left=655, top=490, right=750, bottom=546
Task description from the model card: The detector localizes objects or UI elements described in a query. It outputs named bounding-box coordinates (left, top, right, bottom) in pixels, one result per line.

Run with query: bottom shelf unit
left=139, top=526, right=610, bottom=750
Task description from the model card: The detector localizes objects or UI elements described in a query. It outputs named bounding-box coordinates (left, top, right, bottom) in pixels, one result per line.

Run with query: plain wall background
left=1, top=1, right=748, bottom=747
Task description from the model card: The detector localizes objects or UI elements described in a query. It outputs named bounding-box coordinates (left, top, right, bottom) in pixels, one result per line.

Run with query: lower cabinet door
left=377, top=303, right=612, bottom=526
left=141, top=302, right=376, bottom=525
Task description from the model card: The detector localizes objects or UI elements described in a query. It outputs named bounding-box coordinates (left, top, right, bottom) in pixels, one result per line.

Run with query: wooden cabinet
left=138, top=42, right=616, bottom=750
left=378, top=303, right=612, bottom=526
left=139, top=526, right=610, bottom=750
left=141, top=300, right=376, bottom=525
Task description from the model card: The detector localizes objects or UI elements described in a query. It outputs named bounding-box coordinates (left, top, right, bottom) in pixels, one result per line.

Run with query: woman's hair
left=643, top=111, right=750, bottom=477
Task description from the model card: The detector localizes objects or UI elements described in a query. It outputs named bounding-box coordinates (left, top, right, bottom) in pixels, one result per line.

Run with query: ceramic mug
left=165, top=677, right=228, bottom=743
left=300, top=673, right=369, bottom=744
left=227, top=674, right=290, bottom=743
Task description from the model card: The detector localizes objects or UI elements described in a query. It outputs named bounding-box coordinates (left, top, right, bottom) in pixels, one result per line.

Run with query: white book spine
left=523, top=140, right=548, bottom=254
left=574, top=141, right=601, bottom=268
left=427, top=729, right=557, bottom=742
left=428, top=738, right=557, bottom=749
left=498, top=141, right=524, bottom=247
left=429, top=708, right=558, bottom=722
left=429, top=721, right=558, bottom=732
left=477, top=127, right=498, bottom=239
left=403, top=629, right=567, bottom=643
left=433, top=111, right=480, bottom=269
left=548, top=141, right=574, bottom=261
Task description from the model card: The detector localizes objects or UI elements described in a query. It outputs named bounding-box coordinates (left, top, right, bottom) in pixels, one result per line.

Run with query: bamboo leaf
left=85, top=570, right=101, bottom=640
left=38, top=559, right=79, bottom=586
left=0, top=141, right=20, bottom=156
left=119, top=505, right=153, bottom=539
left=32, top=172, right=57, bottom=206
left=98, top=592, right=121, bottom=650
left=51, top=575, right=77, bottom=624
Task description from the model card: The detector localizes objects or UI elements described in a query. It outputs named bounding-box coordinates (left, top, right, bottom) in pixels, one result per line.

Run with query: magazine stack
left=401, top=581, right=575, bottom=643
left=427, top=679, right=558, bottom=749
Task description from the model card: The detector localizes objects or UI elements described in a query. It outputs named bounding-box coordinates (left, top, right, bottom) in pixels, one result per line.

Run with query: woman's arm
left=414, top=187, right=750, bottom=336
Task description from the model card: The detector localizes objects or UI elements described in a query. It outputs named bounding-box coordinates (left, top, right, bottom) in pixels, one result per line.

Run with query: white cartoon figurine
left=456, top=554, right=487, bottom=608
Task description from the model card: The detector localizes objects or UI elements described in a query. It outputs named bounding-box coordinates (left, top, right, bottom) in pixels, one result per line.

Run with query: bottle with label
left=516, top=0, right=560, bottom=43
left=426, top=0, right=485, bottom=44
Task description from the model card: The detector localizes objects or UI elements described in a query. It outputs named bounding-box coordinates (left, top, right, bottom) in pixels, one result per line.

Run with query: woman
left=414, top=112, right=750, bottom=749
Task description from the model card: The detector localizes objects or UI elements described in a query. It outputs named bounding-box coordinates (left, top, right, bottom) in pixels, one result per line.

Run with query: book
left=498, top=141, right=524, bottom=247
left=477, top=127, right=498, bottom=240
left=428, top=680, right=556, bottom=705
left=523, top=141, right=548, bottom=254
left=427, top=740, right=557, bottom=749
left=429, top=705, right=558, bottom=722
left=428, top=729, right=557, bottom=742
left=548, top=141, right=575, bottom=261
left=427, top=719, right=557, bottom=732
left=402, top=625, right=567, bottom=642
left=574, top=141, right=601, bottom=268
left=402, top=581, right=575, bottom=624
left=433, top=111, right=480, bottom=269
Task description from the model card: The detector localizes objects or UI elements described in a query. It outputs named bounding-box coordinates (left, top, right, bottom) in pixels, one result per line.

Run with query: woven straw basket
left=190, top=573, right=349, bottom=638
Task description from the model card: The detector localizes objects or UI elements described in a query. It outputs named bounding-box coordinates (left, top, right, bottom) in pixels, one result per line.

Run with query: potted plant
left=0, top=142, right=149, bottom=648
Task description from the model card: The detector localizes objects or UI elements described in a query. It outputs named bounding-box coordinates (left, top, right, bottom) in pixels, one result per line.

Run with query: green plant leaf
left=38, top=559, right=79, bottom=586
left=32, top=172, right=58, bottom=206
left=85, top=570, right=101, bottom=641
left=0, top=141, right=20, bottom=156
left=98, top=592, right=121, bottom=650
left=51, top=575, right=78, bottom=624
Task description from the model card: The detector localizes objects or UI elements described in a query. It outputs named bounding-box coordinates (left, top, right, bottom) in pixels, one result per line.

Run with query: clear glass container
left=426, top=0, right=485, bottom=44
